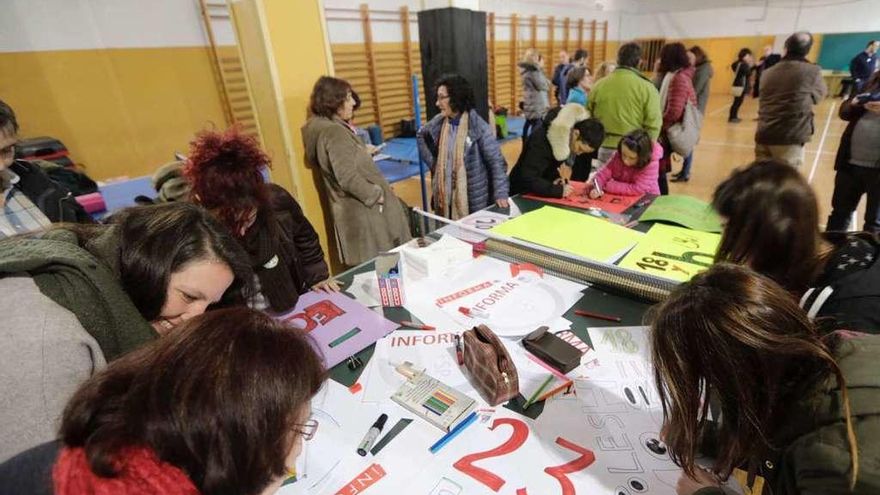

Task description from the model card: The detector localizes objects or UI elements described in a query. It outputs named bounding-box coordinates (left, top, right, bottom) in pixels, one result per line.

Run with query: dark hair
left=617, top=43, right=642, bottom=68
left=648, top=263, right=858, bottom=486
left=308, top=76, right=351, bottom=118
left=60, top=307, right=327, bottom=495
left=0, top=99, right=18, bottom=136
left=737, top=48, right=753, bottom=61
left=617, top=129, right=653, bottom=168
left=565, top=66, right=589, bottom=90
left=185, top=127, right=271, bottom=236
left=868, top=40, right=879, bottom=49
left=689, top=45, right=708, bottom=65
left=436, top=74, right=475, bottom=114
left=573, top=118, right=605, bottom=150
left=573, top=48, right=589, bottom=62
left=785, top=31, right=813, bottom=58
left=712, top=160, right=822, bottom=295
left=100, top=203, right=252, bottom=320
left=658, top=42, right=690, bottom=74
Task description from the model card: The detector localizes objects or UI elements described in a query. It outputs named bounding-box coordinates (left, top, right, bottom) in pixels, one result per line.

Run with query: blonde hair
left=594, top=61, right=617, bottom=81
left=522, top=48, right=541, bottom=65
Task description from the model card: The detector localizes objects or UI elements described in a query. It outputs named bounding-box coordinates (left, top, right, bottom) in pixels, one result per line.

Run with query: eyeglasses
left=437, top=94, right=450, bottom=101
left=294, top=418, right=319, bottom=441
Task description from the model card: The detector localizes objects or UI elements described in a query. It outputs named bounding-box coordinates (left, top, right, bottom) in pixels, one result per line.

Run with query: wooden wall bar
left=327, top=4, right=608, bottom=138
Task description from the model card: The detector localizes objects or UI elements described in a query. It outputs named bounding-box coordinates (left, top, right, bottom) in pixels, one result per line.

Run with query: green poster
left=638, top=195, right=723, bottom=232
left=618, top=224, right=721, bottom=282
left=490, top=206, right=643, bottom=263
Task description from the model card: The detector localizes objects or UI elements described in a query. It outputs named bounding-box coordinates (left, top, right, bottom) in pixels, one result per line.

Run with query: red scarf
left=53, top=446, right=200, bottom=495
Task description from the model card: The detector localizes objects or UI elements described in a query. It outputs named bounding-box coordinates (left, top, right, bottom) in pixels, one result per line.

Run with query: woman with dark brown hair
left=649, top=263, right=879, bottom=495
left=185, top=127, right=337, bottom=313
left=7, top=307, right=325, bottom=495
left=713, top=160, right=880, bottom=334
left=655, top=42, right=696, bottom=193
left=302, top=76, right=412, bottom=266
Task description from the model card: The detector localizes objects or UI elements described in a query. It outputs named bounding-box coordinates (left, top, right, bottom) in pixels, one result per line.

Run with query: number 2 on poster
left=452, top=418, right=596, bottom=495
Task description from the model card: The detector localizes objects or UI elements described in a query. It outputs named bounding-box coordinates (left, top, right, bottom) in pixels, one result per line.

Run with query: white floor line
left=808, top=101, right=838, bottom=184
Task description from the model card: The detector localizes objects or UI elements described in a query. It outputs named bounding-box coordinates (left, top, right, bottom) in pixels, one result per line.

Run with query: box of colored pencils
left=375, top=252, right=405, bottom=307
left=391, top=372, right=476, bottom=432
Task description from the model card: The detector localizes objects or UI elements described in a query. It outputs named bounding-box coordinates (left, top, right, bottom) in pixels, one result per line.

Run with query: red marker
left=575, top=309, right=622, bottom=323
left=458, top=306, right=489, bottom=319
left=399, top=320, right=436, bottom=331
left=454, top=334, right=464, bottom=365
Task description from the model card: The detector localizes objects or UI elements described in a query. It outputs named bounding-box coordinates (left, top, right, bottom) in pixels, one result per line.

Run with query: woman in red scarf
left=52, top=307, right=326, bottom=495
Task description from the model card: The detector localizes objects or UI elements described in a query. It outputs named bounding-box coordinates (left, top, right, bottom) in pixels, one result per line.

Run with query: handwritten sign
left=617, top=224, right=720, bottom=282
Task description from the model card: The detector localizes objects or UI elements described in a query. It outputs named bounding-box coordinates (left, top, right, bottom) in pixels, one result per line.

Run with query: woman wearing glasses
left=0, top=307, right=326, bottom=495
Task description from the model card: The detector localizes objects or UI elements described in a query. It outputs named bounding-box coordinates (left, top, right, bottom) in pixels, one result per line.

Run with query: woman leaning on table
left=302, top=76, right=412, bottom=267
left=650, top=263, right=880, bottom=495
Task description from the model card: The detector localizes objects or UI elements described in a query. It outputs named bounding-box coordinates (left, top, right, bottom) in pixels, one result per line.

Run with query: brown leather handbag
left=461, top=325, right=519, bottom=406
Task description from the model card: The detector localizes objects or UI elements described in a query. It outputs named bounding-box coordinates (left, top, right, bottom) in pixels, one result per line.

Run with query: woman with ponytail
left=649, top=263, right=880, bottom=494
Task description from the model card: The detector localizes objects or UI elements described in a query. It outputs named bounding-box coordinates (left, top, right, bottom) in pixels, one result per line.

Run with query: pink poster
left=274, top=291, right=399, bottom=369
left=523, top=181, right=643, bottom=214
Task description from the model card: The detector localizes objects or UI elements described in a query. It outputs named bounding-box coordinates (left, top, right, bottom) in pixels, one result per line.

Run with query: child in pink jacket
left=588, top=129, right=663, bottom=197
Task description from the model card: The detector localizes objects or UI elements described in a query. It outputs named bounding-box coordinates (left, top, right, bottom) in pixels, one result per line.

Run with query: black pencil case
left=521, top=326, right=582, bottom=374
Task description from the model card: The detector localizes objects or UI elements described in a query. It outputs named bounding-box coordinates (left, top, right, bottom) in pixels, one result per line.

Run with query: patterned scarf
left=434, top=112, right=470, bottom=220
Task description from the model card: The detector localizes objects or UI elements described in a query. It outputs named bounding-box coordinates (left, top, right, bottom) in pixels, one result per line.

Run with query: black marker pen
left=357, top=413, right=388, bottom=456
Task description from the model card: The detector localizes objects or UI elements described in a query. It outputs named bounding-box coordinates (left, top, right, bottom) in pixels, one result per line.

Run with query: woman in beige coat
left=302, top=76, right=412, bottom=266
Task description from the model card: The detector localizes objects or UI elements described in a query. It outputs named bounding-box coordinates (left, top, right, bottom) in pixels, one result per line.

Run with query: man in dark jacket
left=755, top=32, right=827, bottom=170
left=851, top=40, right=878, bottom=93
left=0, top=100, right=90, bottom=238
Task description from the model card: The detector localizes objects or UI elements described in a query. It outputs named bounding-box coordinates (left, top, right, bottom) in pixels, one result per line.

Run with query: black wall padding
left=417, top=7, right=489, bottom=122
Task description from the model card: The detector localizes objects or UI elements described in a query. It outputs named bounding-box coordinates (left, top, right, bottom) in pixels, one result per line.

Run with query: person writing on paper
left=713, top=160, right=880, bottom=334
left=0, top=308, right=327, bottom=494
left=588, top=129, right=662, bottom=198
left=417, top=74, right=510, bottom=218
left=508, top=111, right=605, bottom=198
left=0, top=202, right=252, bottom=462
left=185, top=127, right=337, bottom=313
left=649, top=263, right=880, bottom=495
left=302, top=76, right=411, bottom=267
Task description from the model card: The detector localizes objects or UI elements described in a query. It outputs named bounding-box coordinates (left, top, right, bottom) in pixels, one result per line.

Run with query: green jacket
left=696, top=333, right=880, bottom=495
left=0, top=227, right=157, bottom=360
left=586, top=67, right=662, bottom=148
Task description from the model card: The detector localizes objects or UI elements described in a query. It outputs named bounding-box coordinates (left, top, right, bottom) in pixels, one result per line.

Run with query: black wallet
left=522, top=326, right=583, bottom=374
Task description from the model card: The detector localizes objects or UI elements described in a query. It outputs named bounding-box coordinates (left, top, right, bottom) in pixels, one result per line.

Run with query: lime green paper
left=618, top=224, right=720, bottom=282
left=490, top=206, right=642, bottom=262
left=638, top=195, right=722, bottom=232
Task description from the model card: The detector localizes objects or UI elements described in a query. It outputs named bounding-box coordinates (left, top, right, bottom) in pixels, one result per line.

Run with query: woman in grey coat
left=519, top=49, right=551, bottom=142
left=417, top=74, right=510, bottom=219
left=302, top=76, right=412, bottom=267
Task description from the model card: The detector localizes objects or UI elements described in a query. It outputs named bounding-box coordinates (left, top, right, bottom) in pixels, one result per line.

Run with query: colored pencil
left=523, top=374, right=555, bottom=410
left=429, top=411, right=478, bottom=454
left=538, top=381, right=574, bottom=402
left=398, top=320, right=436, bottom=331
left=574, top=309, right=622, bottom=323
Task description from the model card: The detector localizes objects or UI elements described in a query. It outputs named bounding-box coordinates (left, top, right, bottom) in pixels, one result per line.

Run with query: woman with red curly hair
left=185, top=128, right=337, bottom=313
left=302, top=76, right=412, bottom=266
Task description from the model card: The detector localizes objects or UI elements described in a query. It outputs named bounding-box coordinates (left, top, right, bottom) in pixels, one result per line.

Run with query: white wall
left=0, top=0, right=235, bottom=53
left=620, top=0, right=880, bottom=39
left=323, top=0, right=624, bottom=45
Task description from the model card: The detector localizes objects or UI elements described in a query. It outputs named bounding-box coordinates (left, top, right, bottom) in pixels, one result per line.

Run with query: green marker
left=329, top=327, right=361, bottom=348
left=523, top=375, right=554, bottom=410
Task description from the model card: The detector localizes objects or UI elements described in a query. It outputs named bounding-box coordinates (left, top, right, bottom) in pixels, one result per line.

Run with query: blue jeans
left=679, top=153, right=693, bottom=179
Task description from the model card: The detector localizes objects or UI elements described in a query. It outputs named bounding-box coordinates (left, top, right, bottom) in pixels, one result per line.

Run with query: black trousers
left=827, top=163, right=880, bottom=233
left=729, top=95, right=745, bottom=120
left=521, top=118, right=540, bottom=143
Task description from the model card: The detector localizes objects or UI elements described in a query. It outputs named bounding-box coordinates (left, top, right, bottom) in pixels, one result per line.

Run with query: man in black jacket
left=1, top=100, right=90, bottom=238
left=851, top=40, right=879, bottom=93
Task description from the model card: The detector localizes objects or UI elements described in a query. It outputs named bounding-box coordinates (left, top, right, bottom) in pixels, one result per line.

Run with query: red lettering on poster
left=453, top=418, right=528, bottom=491
left=283, top=300, right=346, bottom=332
left=334, top=463, right=386, bottom=495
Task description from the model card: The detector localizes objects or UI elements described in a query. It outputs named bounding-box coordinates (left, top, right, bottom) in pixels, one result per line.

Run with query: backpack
left=800, top=233, right=880, bottom=333
left=659, top=71, right=703, bottom=156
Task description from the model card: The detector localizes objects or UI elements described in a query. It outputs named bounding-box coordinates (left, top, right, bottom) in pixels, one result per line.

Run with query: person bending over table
left=587, top=129, right=661, bottom=197
left=713, top=160, right=880, bottom=334
left=417, top=74, right=510, bottom=218
left=0, top=202, right=252, bottom=462
left=185, top=127, right=337, bottom=313
left=509, top=108, right=604, bottom=198
left=0, top=307, right=326, bottom=495
left=302, top=76, right=412, bottom=267
left=649, top=263, right=879, bottom=495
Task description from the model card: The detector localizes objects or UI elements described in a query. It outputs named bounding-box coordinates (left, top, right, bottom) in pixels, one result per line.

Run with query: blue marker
left=429, top=411, right=478, bottom=454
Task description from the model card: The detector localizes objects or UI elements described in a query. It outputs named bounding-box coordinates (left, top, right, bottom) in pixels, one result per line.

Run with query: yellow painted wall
left=0, top=47, right=226, bottom=181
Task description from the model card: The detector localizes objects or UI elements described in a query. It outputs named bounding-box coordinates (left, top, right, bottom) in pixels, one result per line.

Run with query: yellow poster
left=617, top=224, right=720, bottom=282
